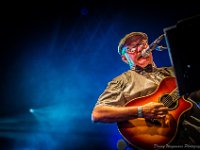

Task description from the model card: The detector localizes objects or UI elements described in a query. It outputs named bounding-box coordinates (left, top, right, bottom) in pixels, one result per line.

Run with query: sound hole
left=160, top=94, right=177, bottom=109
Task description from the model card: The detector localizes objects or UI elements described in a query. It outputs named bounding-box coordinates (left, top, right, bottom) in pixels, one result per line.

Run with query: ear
left=121, top=55, right=128, bottom=64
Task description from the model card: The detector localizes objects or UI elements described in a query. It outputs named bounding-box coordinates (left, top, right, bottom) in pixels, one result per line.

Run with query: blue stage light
left=29, top=108, right=34, bottom=113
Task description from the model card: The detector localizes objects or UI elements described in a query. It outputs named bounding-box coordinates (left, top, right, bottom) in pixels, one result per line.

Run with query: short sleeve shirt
left=95, top=67, right=175, bottom=107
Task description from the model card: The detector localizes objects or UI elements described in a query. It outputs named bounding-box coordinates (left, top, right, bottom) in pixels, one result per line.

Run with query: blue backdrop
left=0, top=1, right=199, bottom=150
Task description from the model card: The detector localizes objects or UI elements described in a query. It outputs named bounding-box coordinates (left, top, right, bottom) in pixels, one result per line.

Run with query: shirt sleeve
left=95, top=76, right=127, bottom=107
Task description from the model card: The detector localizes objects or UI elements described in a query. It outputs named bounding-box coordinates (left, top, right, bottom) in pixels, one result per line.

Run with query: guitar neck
left=171, top=88, right=180, bottom=102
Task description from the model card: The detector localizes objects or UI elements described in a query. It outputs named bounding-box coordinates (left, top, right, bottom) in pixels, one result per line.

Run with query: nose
left=136, top=45, right=144, bottom=52
left=137, top=44, right=148, bottom=53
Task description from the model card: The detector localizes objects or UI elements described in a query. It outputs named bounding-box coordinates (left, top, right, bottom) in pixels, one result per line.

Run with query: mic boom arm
left=142, top=34, right=165, bottom=57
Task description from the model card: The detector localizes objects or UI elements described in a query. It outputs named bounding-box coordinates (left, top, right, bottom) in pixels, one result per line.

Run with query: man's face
left=123, top=37, right=153, bottom=68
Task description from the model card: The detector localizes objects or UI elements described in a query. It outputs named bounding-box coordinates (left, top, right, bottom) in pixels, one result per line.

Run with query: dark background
left=0, top=1, right=199, bottom=150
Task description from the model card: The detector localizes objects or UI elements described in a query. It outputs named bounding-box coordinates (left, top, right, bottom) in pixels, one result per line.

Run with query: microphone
left=141, top=34, right=166, bottom=57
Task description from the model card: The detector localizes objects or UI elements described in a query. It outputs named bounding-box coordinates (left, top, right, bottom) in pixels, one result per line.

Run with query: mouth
left=137, top=54, right=144, bottom=60
left=137, top=52, right=150, bottom=60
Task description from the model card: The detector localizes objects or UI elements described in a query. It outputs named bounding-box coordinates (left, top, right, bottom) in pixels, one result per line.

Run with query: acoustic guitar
left=117, top=77, right=193, bottom=150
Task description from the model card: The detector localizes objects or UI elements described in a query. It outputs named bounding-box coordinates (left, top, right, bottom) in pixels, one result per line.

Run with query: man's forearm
left=91, top=105, right=138, bottom=123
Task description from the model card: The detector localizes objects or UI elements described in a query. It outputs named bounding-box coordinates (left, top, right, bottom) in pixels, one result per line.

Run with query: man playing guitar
left=91, top=32, right=200, bottom=149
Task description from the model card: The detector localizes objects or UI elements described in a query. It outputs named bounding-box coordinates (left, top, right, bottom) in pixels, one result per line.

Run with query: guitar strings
left=161, top=88, right=178, bottom=107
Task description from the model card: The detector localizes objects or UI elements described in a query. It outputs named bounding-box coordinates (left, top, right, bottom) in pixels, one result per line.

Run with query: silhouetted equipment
left=164, top=15, right=200, bottom=97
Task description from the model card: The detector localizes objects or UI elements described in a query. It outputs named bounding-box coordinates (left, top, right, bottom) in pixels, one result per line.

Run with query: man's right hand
left=142, top=102, right=168, bottom=119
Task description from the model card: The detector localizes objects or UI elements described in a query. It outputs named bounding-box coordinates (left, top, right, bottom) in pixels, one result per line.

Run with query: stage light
left=29, top=108, right=34, bottom=113
left=80, top=7, right=88, bottom=16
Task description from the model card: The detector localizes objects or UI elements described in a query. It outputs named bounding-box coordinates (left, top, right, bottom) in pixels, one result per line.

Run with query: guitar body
left=117, top=77, right=193, bottom=150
